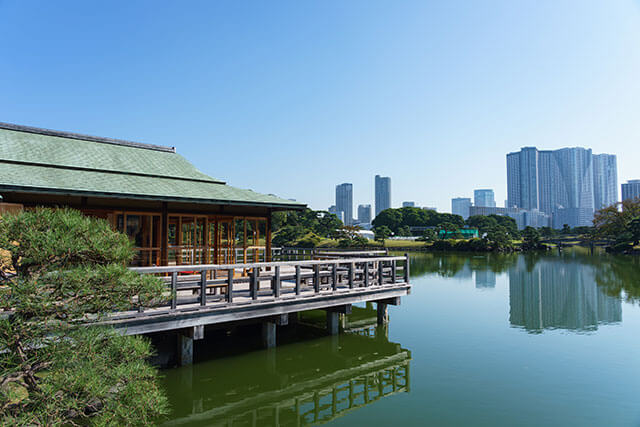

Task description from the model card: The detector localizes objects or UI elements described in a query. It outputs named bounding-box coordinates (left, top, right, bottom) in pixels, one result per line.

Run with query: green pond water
left=158, top=250, right=640, bottom=426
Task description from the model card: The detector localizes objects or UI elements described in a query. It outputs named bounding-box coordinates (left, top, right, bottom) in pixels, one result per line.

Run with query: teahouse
left=0, top=122, right=304, bottom=267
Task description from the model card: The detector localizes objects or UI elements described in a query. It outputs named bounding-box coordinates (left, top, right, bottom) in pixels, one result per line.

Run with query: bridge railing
left=129, top=254, right=410, bottom=312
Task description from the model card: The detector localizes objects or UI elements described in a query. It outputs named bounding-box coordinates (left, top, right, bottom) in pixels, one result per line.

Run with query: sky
left=1, top=1, right=639, bottom=212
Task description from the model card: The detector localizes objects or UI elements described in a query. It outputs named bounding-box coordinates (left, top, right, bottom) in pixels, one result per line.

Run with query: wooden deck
left=100, top=255, right=411, bottom=337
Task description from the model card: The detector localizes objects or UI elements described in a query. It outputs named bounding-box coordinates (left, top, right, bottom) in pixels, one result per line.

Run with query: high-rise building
left=335, top=183, right=353, bottom=225
left=375, top=175, right=391, bottom=217
left=506, top=147, right=617, bottom=228
left=357, top=204, right=372, bottom=225
left=622, top=180, right=640, bottom=202
left=402, top=201, right=415, bottom=208
left=593, top=154, right=618, bottom=210
left=474, top=189, right=496, bottom=208
left=451, top=197, right=472, bottom=220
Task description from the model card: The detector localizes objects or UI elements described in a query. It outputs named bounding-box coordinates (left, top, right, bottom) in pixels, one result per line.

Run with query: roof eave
left=0, top=185, right=307, bottom=211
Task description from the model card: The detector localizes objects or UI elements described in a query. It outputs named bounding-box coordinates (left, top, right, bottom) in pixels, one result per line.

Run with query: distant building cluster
left=328, top=175, right=434, bottom=229
left=622, top=179, right=640, bottom=202
left=507, top=147, right=618, bottom=228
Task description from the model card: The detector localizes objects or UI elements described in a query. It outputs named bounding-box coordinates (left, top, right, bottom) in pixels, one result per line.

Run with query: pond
left=158, top=249, right=640, bottom=426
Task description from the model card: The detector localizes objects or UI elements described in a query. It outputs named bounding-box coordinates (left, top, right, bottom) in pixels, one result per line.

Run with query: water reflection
left=160, top=318, right=411, bottom=426
left=406, top=250, right=637, bottom=333
left=508, top=257, right=621, bottom=333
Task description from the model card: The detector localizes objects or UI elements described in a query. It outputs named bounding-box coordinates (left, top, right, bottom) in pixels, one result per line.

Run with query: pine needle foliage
left=0, top=208, right=169, bottom=425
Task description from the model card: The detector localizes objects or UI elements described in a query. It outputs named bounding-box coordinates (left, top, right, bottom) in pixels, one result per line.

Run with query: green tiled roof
left=0, top=123, right=304, bottom=209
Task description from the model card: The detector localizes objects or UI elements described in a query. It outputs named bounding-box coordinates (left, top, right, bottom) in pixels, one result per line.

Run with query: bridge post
left=262, top=321, right=276, bottom=348
left=326, top=311, right=340, bottom=335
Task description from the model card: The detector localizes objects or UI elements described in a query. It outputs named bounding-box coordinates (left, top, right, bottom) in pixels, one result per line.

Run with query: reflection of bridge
left=161, top=328, right=411, bottom=426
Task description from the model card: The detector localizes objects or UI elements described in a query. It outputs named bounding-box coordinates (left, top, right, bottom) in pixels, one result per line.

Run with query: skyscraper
left=592, top=154, right=618, bottom=210
left=506, top=147, right=617, bottom=228
left=451, top=197, right=472, bottom=220
left=474, top=189, right=496, bottom=208
left=335, top=183, right=353, bottom=225
left=375, top=175, right=391, bottom=217
left=622, top=179, right=640, bottom=201
left=357, top=204, right=372, bottom=225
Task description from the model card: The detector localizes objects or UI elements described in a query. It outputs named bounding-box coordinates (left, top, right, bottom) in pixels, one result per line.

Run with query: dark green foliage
left=0, top=208, right=168, bottom=425
left=418, top=229, right=437, bottom=242
left=272, top=225, right=307, bottom=247
left=272, top=209, right=342, bottom=238
left=373, top=225, right=392, bottom=244
left=521, top=226, right=542, bottom=250
left=466, top=215, right=498, bottom=235
left=629, top=217, right=640, bottom=246
left=372, top=207, right=463, bottom=234
left=296, top=232, right=322, bottom=248
left=593, top=199, right=640, bottom=250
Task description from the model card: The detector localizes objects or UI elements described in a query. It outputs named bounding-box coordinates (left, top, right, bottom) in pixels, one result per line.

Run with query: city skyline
left=507, top=146, right=618, bottom=227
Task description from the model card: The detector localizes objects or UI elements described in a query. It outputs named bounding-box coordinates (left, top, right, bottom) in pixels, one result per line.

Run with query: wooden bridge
left=101, top=254, right=411, bottom=365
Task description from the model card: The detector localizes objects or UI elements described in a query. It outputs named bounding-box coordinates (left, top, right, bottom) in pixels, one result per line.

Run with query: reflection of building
left=475, top=270, right=496, bottom=288
left=508, top=258, right=621, bottom=333
left=162, top=325, right=411, bottom=426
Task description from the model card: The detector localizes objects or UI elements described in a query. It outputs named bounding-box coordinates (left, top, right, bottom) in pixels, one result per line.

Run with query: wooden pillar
left=262, top=321, right=276, bottom=348
left=266, top=209, right=272, bottom=262
left=326, top=311, right=340, bottom=335
left=178, top=332, right=193, bottom=366
left=161, top=202, right=168, bottom=266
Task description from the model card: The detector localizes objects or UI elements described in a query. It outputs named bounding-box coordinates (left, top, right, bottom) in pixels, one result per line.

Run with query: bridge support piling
left=262, top=321, right=277, bottom=348
left=326, top=311, right=340, bottom=335
left=177, top=325, right=204, bottom=366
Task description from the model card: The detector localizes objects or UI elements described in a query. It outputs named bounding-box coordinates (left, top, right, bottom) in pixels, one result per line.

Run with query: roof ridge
left=0, top=158, right=225, bottom=184
left=0, top=121, right=176, bottom=153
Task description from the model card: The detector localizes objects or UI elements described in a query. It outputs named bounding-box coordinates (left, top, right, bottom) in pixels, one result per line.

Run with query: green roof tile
left=0, top=124, right=304, bottom=209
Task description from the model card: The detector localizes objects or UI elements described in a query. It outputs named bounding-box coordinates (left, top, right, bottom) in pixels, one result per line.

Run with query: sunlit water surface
left=159, top=250, right=640, bottom=426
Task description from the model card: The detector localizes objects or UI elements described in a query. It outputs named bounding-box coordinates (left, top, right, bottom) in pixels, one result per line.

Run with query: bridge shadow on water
left=157, top=305, right=411, bottom=426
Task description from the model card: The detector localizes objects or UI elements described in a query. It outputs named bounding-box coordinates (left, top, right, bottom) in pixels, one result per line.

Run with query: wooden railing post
left=332, top=263, right=338, bottom=291
left=313, top=264, right=320, bottom=293
left=170, top=271, right=178, bottom=310
left=273, top=265, right=281, bottom=298
left=364, top=262, right=370, bottom=287
left=227, top=268, right=234, bottom=303
left=378, top=260, right=385, bottom=286
left=391, top=260, right=397, bottom=284
left=295, top=265, right=301, bottom=295
left=348, top=262, right=354, bottom=289
left=251, top=267, right=259, bottom=300
left=200, top=270, right=207, bottom=306
left=404, top=253, right=410, bottom=283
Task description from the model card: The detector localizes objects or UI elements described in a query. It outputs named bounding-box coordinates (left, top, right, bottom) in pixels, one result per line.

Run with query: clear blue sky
left=1, top=1, right=639, bottom=212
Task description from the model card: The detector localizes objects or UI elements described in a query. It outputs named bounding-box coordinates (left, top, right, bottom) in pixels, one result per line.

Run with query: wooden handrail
left=129, top=255, right=408, bottom=274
